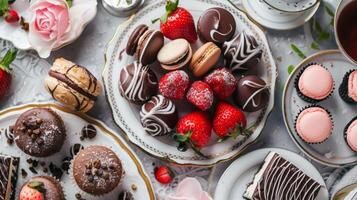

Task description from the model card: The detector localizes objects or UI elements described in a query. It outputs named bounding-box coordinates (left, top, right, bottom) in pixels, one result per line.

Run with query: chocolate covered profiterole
left=45, top=58, right=102, bottom=113
left=197, top=7, right=236, bottom=44
left=13, top=108, right=66, bottom=157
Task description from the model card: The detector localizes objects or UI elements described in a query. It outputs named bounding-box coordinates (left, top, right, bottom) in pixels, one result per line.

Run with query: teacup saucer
left=263, top=0, right=319, bottom=13
left=242, top=0, right=320, bottom=30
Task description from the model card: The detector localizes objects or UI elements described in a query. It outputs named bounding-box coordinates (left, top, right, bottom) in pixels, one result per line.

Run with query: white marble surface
left=0, top=0, right=354, bottom=199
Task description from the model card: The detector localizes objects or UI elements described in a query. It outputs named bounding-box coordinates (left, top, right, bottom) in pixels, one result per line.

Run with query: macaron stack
left=293, top=63, right=357, bottom=152
left=118, top=0, right=270, bottom=154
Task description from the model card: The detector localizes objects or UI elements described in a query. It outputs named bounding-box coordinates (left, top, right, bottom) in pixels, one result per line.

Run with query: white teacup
left=262, top=0, right=319, bottom=13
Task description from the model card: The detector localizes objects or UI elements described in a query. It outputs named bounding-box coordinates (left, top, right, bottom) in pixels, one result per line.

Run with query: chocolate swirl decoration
left=244, top=152, right=322, bottom=200
left=0, top=155, right=19, bottom=200
left=208, top=9, right=234, bottom=43
left=140, top=95, right=177, bottom=137
left=241, top=80, right=269, bottom=110
left=119, top=61, right=158, bottom=104
left=223, top=31, right=262, bottom=72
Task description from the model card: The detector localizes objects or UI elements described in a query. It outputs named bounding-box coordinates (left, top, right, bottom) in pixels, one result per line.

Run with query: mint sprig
left=290, top=44, right=306, bottom=59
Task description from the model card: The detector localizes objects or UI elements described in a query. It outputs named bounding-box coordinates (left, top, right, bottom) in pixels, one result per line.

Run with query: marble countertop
left=0, top=0, right=351, bottom=199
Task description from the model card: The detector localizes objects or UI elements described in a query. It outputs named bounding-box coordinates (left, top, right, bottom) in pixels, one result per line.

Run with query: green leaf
left=174, top=134, right=188, bottom=142
left=290, top=44, right=306, bottom=59
left=288, top=65, right=295, bottom=75
left=0, top=48, right=17, bottom=71
left=126, top=0, right=132, bottom=4
left=325, top=5, right=334, bottom=18
left=317, top=31, right=330, bottom=42
left=310, top=42, right=320, bottom=50
left=66, top=0, right=72, bottom=7
left=0, top=0, right=9, bottom=14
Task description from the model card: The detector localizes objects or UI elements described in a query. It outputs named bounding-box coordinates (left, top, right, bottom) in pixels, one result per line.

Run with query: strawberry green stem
left=0, top=0, right=9, bottom=16
left=0, top=48, right=17, bottom=72
left=152, top=0, right=179, bottom=24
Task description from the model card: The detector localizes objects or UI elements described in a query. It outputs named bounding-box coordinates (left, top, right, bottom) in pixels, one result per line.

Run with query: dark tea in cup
left=336, top=0, right=357, bottom=64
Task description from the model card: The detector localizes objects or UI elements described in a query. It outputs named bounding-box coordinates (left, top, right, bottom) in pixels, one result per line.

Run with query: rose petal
left=175, top=178, right=203, bottom=199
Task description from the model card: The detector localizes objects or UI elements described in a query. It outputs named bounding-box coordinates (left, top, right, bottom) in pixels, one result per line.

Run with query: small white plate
left=263, top=0, right=319, bottom=13
left=214, top=148, right=329, bottom=200
left=283, top=50, right=357, bottom=167
left=102, top=0, right=277, bottom=166
left=0, top=103, right=155, bottom=200
left=242, top=0, right=320, bottom=30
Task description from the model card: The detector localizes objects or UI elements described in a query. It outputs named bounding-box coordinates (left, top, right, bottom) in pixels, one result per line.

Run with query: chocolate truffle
left=0, top=154, right=19, bottom=200
left=126, top=24, right=164, bottom=65
left=234, top=75, right=269, bottom=112
left=197, top=7, right=236, bottom=44
left=223, top=31, right=262, bottom=73
left=72, top=146, right=123, bottom=196
left=45, top=58, right=102, bottom=113
left=13, top=108, right=66, bottom=157
left=140, top=95, right=178, bottom=136
left=119, top=61, right=158, bottom=104
left=19, top=176, right=65, bottom=200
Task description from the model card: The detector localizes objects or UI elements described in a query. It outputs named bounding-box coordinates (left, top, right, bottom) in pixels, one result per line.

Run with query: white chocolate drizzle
left=208, top=9, right=234, bottom=43
left=242, top=80, right=269, bottom=109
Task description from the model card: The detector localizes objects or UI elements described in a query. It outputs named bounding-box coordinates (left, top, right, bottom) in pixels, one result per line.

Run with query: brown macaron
left=72, top=146, right=123, bottom=196
left=13, top=108, right=66, bottom=157
left=126, top=24, right=164, bottom=66
left=45, top=58, right=102, bottom=113
left=189, top=42, right=221, bottom=77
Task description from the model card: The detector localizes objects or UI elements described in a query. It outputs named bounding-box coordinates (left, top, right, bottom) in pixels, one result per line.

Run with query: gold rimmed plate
left=102, top=0, right=277, bottom=166
left=0, top=103, right=155, bottom=199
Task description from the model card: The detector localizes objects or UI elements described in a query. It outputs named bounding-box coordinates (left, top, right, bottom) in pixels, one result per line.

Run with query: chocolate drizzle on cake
left=0, top=154, right=19, bottom=200
left=244, top=152, right=322, bottom=200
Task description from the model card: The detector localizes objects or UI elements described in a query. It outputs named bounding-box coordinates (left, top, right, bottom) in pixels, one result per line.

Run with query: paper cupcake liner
left=339, top=69, right=357, bottom=104
left=294, top=63, right=335, bottom=103
left=294, top=104, right=334, bottom=144
left=68, top=150, right=125, bottom=199
left=343, top=116, right=357, bottom=153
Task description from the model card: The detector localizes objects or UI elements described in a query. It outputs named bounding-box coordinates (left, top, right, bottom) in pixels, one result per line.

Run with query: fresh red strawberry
left=213, top=102, right=247, bottom=139
left=152, top=0, right=197, bottom=43
left=159, top=70, right=189, bottom=99
left=4, top=9, right=19, bottom=23
left=175, top=111, right=212, bottom=151
left=0, top=48, right=17, bottom=99
left=154, top=166, right=174, bottom=184
left=186, top=81, right=214, bottom=111
left=19, top=181, right=46, bottom=200
left=204, top=68, right=238, bottom=99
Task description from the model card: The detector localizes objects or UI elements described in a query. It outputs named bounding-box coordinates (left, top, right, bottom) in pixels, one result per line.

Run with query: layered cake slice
left=0, top=154, right=19, bottom=200
left=244, top=152, right=322, bottom=200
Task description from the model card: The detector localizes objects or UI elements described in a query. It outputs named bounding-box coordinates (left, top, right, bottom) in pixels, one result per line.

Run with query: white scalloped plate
left=102, top=0, right=277, bottom=166
left=0, top=103, right=155, bottom=200
left=214, top=148, right=329, bottom=200
left=0, top=0, right=97, bottom=58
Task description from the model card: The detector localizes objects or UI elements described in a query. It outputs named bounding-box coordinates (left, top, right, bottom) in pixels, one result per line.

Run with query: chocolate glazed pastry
left=119, top=61, right=158, bottom=104
left=126, top=24, right=164, bottom=65
left=223, top=31, right=262, bottom=73
left=197, top=7, right=236, bottom=44
left=13, top=108, right=66, bottom=157
left=234, top=75, right=269, bottom=112
left=45, top=58, right=102, bottom=113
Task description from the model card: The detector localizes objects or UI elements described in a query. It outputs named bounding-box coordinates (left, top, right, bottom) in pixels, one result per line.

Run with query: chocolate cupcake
left=45, top=58, right=102, bottom=113
left=344, top=117, right=357, bottom=152
left=119, top=61, right=158, bottom=104
left=140, top=95, right=178, bottom=137
left=72, top=146, right=123, bottom=196
left=295, top=63, right=334, bottom=103
left=19, top=176, right=65, bottom=200
left=13, top=108, right=66, bottom=157
left=234, top=75, right=269, bottom=112
left=295, top=105, right=333, bottom=144
left=197, top=7, right=236, bottom=44
left=222, top=31, right=262, bottom=73
left=339, top=69, right=357, bottom=103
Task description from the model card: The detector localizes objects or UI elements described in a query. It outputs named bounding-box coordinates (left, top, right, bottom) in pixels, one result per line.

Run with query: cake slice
left=0, top=154, right=19, bottom=200
left=244, top=152, right=322, bottom=200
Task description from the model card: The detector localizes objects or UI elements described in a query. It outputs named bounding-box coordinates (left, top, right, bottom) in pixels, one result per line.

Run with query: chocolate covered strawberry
left=152, top=0, right=197, bottom=43
left=19, top=181, right=45, bottom=200
left=175, top=111, right=212, bottom=153
left=154, top=166, right=174, bottom=184
left=204, top=68, right=238, bottom=99
left=0, top=48, right=17, bottom=99
left=213, top=102, right=247, bottom=139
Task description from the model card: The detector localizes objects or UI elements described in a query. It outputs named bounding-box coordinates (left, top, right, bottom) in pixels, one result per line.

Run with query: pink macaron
left=345, top=119, right=357, bottom=152
left=295, top=106, right=333, bottom=144
left=297, top=64, right=334, bottom=102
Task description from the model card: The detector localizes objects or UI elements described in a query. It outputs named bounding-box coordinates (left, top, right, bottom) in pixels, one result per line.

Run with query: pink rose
left=167, top=178, right=212, bottom=200
left=29, top=0, right=69, bottom=57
